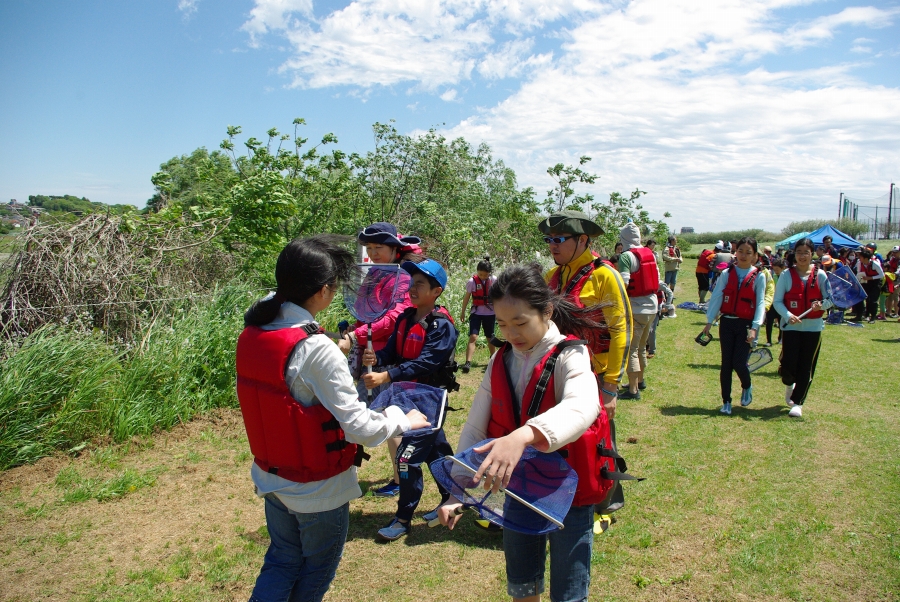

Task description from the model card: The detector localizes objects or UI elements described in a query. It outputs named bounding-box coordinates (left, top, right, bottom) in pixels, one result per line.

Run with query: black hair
left=784, top=237, right=814, bottom=269
left=667, top=235, right=676, bottom=244
left=771, top=258, right=785, bottom=268
left=609, top=253, right=621, bottom=265
left=244, top=234, right=358, bottom=327
left=860, top=249, right=873, bottom=259
left=614, top=242, right=624, bottom=252
left=645, top=238, right=657, bottom=247
left=489, top=263, right=601, bottom=339
left=735, top=236, right=759, bottom=254
left=476, top=255, right=493, bottom=273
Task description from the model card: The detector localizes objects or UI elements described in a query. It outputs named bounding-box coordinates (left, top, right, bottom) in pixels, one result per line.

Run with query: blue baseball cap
left=401, top=259, right=447, bottom=289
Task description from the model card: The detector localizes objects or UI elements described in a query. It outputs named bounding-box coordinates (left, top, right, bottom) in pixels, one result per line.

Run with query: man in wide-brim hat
left=539, top=210, right=633, bottom=533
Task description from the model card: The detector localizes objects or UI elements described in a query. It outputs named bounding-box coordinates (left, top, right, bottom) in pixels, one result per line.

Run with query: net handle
left=447, top=455, right=566, bottom=529
left=366, top=324, right=374, bottom=404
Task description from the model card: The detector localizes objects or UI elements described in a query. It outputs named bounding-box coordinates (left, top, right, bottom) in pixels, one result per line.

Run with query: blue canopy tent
left=807, top=225, right=861, bottom=251
left=775, top=231, right=810, bottom=250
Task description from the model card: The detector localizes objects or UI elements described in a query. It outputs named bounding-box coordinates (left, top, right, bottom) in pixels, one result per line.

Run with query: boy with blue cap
left=362, top=258, right=459, bottom=540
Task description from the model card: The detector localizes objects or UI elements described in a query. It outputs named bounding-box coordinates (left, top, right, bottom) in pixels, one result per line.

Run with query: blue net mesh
left=369, top=382, right=448, bottom=437
left=429, top=440, right=577, bottom=534
left=747, top=347, right=773, bottom=372
left=342, top=264, right=411, bottom=323
left=828, top=264, right=867, bottom=309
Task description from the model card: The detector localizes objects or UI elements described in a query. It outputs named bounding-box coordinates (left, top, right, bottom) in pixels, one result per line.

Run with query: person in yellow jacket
left=538, top=210, right=633, bottom=535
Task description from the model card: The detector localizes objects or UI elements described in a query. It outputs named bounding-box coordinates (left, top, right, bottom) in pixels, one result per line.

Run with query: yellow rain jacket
left=545, top=248, right=633, bottom=388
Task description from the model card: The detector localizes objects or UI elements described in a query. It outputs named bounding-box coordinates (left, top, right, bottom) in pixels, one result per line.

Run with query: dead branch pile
left=0, top=213, right=236, bottom=342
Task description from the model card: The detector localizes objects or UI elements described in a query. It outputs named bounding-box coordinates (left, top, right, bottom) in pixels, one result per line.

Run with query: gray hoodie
left=617, top=222, right=659, bottom=315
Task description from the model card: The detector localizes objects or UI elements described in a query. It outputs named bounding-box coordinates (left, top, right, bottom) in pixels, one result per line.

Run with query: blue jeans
left=249, top=495, right=349, bottom=602
left=664, top=270, right=678, bottom=290
left=503, top=504, right=594, bottom=601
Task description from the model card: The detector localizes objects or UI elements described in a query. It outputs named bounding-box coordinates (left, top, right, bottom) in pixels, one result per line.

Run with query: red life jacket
left=720, top=266, right=760, bottom=320
left=471, top=275, right=492, bottom=308
left=625, top=246, right=660, bottom=298
left=783, top=266, right=824, bottom=319
left=862, top=261, right=881, bottom=278
left=395, top=306, right=455, bottom=360
left=236, top=324, right=359, bottom=483
left=547, top=259, right=615, bottom=355
left=486, top=337, right=630, bottom=507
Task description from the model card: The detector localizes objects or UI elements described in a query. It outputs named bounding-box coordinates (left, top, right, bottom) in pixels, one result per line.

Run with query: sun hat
left=537, top=210, right=604, bottom=236
left=715, top=261, right=729, bottom=271
left=358, top=222, right=421, bottom=247
left=714, top=240, right=726, bottom=251
left=401, top=259, right=447, bottom=288
left=821, top=254, right=833, bottom=267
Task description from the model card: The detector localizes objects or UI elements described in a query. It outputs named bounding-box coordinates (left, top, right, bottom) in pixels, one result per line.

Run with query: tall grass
left=0, top=286, right=252, bottom=469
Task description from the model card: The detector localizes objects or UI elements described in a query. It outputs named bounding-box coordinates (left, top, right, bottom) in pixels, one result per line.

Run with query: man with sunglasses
left=539, top=210, right=633, bottom=534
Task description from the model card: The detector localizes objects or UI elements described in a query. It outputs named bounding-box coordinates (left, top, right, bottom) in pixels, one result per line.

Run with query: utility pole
left=890, top=183, right=895, bottom=238
left=839, top=192, right=843, bottom=220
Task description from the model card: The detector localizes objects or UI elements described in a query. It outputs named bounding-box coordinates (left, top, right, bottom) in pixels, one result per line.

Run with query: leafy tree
left=591, top=189, right=671, bottom=254
left=782, top=218, right=867, bottom=239
left=543, top=157, right=597, bottom=214
left=146, top=148, right=237, bottom=213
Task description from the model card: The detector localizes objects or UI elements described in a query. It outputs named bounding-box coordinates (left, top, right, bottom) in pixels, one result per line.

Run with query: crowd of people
left=233, top=214, right=859, bottom=602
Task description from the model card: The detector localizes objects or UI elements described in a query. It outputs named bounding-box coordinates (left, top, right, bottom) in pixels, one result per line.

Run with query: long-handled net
left=429, top=440, right=578, bottom=534
left=369, top=382, right=448, bottom=437
left=827, top=264, right=866, bottom=309
left=747, top=346, right=773, bottom=373
left=343, top=264, right=411, bottom=403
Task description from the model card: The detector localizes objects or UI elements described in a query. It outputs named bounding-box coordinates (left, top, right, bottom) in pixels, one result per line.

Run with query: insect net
left=747, top=346, right=773, bottom=373
left=342, top=263, right=411, bottom=323
left=369, top=382, right=449, bottom=437
left=429, top=440, right=578, bottom=535
left=827, top=264, right=867, bottom=309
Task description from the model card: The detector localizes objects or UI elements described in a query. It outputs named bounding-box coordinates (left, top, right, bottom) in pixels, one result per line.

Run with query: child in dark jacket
left=362, top=259, right=459, bottom=540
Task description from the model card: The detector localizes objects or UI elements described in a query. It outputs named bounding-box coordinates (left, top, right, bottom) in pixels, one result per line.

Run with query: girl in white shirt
left=437, top=263, right=603, bottom=602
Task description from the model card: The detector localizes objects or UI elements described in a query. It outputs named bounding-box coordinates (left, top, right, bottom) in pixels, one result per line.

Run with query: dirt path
left=0, top=410, right=265, bottom=601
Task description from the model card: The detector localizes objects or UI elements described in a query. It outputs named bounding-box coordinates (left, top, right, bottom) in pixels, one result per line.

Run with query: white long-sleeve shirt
left=457, top=322, right=600, bottom=454
left=250, top=301, right=411, bottom=513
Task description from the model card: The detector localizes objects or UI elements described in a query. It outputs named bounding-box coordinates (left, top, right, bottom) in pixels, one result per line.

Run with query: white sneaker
left=788, top=405, right=803, bottom=418
left=785, top=385, right=795, bottom=407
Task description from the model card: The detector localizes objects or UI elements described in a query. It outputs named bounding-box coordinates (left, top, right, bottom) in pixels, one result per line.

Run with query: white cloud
left=178, top=0, right=199, bottom=19
left=244, top=0, right=900, bottom=230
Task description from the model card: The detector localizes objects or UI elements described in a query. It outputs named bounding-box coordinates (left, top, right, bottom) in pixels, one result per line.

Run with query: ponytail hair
left=244, top=234, right=358, bottom=327
left=489, top=263, right=602, bottom=339
left=476, top=255, right=493, bottom=273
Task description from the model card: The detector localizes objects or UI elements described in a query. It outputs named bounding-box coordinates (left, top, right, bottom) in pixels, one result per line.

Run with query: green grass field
left=1, top=306, right=899, bottom=601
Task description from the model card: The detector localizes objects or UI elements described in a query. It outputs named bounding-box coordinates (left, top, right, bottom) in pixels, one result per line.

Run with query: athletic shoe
left=785, top=384, right=795, bottom=407
left=593, top=513, right=616, bottom=534
left=638, top=380, right=646, bottom=390
left=377, top=517, right=410, bottom=541
left=461, top=362, right=471, bottom=374
left=761, top=342, right=772, bottom=347
left=474, top=518, right=502, bottom=532
left=422, top=507, right=440, bottom=525
left=373, top=482, right=400, bottom=497
left=877, top=314, right=886, bottom=320
left=669, top=312, right=677, bottom=318
left=740, top=386, right=753, bottom=407
left=719, top=402, right=732, bottom=415
left=788, top=405, right=803, bottom=418
left=646, top=353, right=656, bottom=359
left=867, top=317, right=876, bottom=324
left=618, top=389, right=641, bottom=400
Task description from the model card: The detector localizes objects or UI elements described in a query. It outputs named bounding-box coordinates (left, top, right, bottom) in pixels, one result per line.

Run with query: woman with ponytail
left=437, top=263, right=605, bottom=602
left=237, top=235, right=429, bottom=602
left=459, top=255, right=498, bottom=373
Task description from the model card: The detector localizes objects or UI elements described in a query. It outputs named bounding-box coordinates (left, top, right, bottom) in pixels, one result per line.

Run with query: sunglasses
left=543, top=235, right=574, bottom=245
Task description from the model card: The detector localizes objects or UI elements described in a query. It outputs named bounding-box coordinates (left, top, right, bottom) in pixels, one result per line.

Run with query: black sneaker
left=638, top=380, right=646, bottom=390
left=461, top=362, right=471, bottom=374
left=618, top=389, right=641, bottom=400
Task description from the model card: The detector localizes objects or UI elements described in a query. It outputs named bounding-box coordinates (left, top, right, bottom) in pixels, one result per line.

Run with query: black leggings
left=779, top=330, right=822, bottom=406
left=718, top=317, right=752, bottom=402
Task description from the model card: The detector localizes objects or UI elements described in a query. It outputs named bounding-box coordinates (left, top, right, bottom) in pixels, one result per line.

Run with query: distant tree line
left=28, top=195, right=136, bottom=217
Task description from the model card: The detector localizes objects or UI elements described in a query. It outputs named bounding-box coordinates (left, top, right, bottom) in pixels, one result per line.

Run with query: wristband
left=600, top=385, right=618, bottom=397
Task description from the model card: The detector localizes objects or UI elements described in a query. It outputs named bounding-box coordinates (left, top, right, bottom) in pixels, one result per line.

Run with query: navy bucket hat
left=358, top=222, right=421, bottom=247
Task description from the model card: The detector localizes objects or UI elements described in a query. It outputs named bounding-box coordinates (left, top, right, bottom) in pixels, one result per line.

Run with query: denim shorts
left=503, top=504, right=593, bottom=601
left=468, top=313, right=496, bottom=338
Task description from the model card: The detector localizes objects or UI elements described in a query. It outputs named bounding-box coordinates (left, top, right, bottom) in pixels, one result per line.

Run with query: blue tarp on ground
left=807, top=224, right=862, bottom=251
left=775, top=231, right=810, bottom=249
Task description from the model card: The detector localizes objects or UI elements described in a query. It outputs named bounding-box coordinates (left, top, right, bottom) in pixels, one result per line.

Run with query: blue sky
left=1, top=0, right=899, bottom=231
